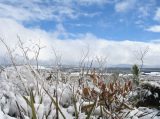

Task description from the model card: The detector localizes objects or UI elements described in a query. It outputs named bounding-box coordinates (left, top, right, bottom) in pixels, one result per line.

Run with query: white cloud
left=0, top=0, right=105, bottom=23
left=0, top=18, right=160, bottom=66
left=68, top=23, right=92, bottom=27
left=138, top=6, right=151, bottom=18
left=154, top=8, right=160, bottom=21
left=115, top=0, right=136, bottom=12
left=137, top=0, right=155, bottom=18
left=0, top=2, right=52, bottom=21
left=76, top=0, right=112, bottom=5
left=0, top=0, right=80, bottom=21
left=146, top=25, right=160, bottom=32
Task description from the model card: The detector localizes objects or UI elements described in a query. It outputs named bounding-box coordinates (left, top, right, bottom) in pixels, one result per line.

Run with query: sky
left=0, top=0, right=160, bottom=66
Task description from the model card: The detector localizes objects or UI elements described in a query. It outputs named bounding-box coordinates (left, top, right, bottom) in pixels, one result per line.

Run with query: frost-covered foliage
left=0, top=65, right=159, bottom=119
left=134, top=81, right=160, bottom=108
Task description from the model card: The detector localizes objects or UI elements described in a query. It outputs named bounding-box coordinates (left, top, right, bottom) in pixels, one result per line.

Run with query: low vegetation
left=0, top=39, right=159, bottom=119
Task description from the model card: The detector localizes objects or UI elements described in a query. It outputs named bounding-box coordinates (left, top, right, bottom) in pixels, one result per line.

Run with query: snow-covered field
left=0, top=65, right=159, bottom=119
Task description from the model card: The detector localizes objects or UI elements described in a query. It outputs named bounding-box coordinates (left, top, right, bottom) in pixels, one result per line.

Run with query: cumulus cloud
left=146, top=25, right=160, bottom=32
left=0, top=18, right=160, bottom=66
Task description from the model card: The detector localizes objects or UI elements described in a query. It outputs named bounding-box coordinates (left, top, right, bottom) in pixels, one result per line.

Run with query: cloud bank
left=0, top=18, right=160, bottom=66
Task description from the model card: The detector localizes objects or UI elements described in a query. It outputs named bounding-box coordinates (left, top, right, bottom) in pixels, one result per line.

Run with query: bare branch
left=134, top=46, right=149, bottom=71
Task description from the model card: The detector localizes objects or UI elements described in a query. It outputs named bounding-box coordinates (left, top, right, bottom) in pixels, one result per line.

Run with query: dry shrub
left=81, top=72, right=133, bottom=118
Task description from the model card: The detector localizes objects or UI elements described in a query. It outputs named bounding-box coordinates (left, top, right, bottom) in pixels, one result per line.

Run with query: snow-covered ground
left=145, top=72, right=160, bottom=76
left=0, top=65, right=159, bottom=119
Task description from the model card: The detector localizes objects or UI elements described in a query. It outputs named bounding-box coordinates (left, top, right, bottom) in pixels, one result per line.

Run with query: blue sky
left=0, top=0, right=160, bottom=66
left=20, top=0, right=160, bottom=41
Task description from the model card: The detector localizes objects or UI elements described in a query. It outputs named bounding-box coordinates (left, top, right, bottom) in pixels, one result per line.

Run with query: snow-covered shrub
left=136, top=81, right=160, bottom=108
